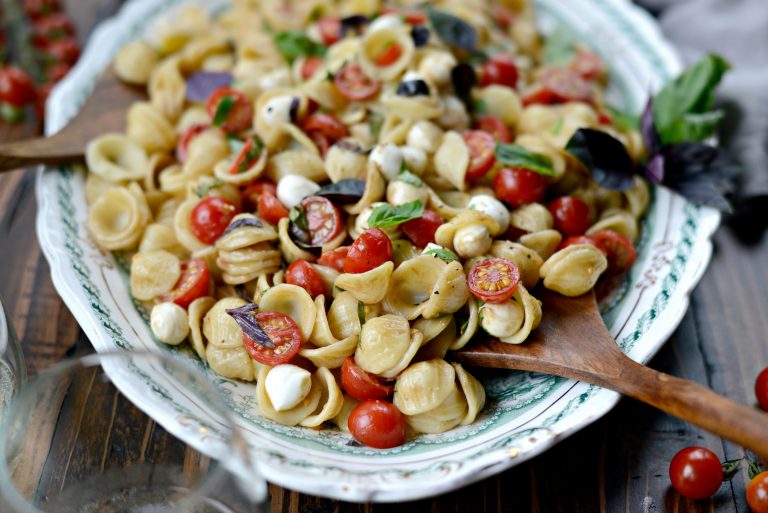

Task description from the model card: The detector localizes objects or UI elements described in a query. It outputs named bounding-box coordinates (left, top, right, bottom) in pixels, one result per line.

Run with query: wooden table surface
left=1, top=1, right=766, bottom=511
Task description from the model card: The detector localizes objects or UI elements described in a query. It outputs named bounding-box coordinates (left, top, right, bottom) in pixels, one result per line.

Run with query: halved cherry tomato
left=301, top=55, right=323, bottom=80
left=747, top=471, right=768, bottom=513
left=301, top=112, right=349, bottom=141
left=160, top=259, right=210, bottom=309
left=467, top=257, right=521, bottom=304
left=481, top=55, right=519, bottom=89
left=493, top=167, right=548, bottom=207
left=489, top=4, right=515, bottom=29
left=285, top=259, right=325, bottom=298
left=43, top=37, right=80, bottom=66
left=344, top=228, right=393, bottom=274
left=0, top=66, right=37, bottom=107
left=401, top=209, right=444, bottom=248
left=380, top=7, right=428, bottom=25
left=374, top=41, right=403, bottom=67
left=559, top=235, right=607, bottom=254
left=522, top=67, right=593, bottom=106
left=756, top=367, right=768, bottom=411
left=668, top=446, right=723, bottom=500
left=31, top=13, right=75, bottom=47
left=206, top=87, right=253, bottom=133
left=309, top=131, right=331, bottom=156
left=474, top=116, right=511, bottom=143
left=242, top=179, right=277, bottom=211
left=189, top=196, right=240, bottom=244
left=302, top=196, right=343, bottom=245
left=548, top=196, right=591, bottom=236
left=243, top=311, right=302, bottom=365
left=348, top=400, right=406, bottom=449
left=318, top=246, right=349, bottom=272
left=334, top=63, right=381, bottom=101
left=228, top=137, right=263, bottom=175
left=341, top=357, right=394, bottom=401
left=463, top=130, right=497, bottom=181
left=317, top=16, right=341, bottom=46
left=588, top=230, right=637, bottom=274
left=257, top=191, right=289, bottom=226
left=570, top=48, right=605, bottom=82
left=176, top=123, right=209, bottom=163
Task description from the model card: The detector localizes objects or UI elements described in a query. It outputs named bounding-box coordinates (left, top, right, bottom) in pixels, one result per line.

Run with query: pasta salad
left=83, top=0, right=649, bottom=449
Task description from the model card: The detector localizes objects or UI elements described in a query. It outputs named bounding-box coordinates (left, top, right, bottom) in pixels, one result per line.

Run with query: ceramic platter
left=36, top=0, right=720, bottom=502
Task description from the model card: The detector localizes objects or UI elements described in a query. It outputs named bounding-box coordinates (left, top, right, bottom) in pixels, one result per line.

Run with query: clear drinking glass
left=0, top=295, right=25, bottom=418
left=0, top=351, right=269, bottom=513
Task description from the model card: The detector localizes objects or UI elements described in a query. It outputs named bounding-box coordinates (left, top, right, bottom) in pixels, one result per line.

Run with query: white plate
left=36, top=0, right=720, bottom=503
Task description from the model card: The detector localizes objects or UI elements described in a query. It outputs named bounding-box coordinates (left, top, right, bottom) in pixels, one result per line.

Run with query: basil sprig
left=494, top=143, right=555, bottom=176
left=368, top=200, right=424, bottom=229
left=274, top=31, right=327, bottom=64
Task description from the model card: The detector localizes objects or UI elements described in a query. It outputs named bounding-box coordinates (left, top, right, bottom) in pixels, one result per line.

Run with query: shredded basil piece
left=237, top=138, right=264, bottom=174
left=226, top=303, right=274, bottom=349
left=274, top=31, right=327, bottom=64
left=368, top=200, right=424, bottom=229
left=223, top=217, right=263, bottom=236
left=212, top=95, right=235, bottom=127
left=193, top=178, right=225, bottom=198
left=369, top=113, right=384, bottom=138
left=604, top=105, right=640, bottom=132
left=566, top=128, right=635, bottom=191
left=424, top=247, right=459, bottom=262
left=289, top=206, right=309, bottom=232
left=394, top=170, right=424, bottom=187
left=495, top=143, right=555, bottom=177
left=357, top=301, right=366, bottom=326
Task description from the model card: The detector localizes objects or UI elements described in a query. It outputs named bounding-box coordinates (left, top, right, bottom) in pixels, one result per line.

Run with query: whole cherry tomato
left=257, top=191, right=289, bottom=226
left=285, top=259, right=325, bottom=298
left=43, top=37, right=81, bottom=65
left=242, top=180, right=276, bottom=211
left=341, top=357, right=393, bottom=401
left=467, top=258, right=521, bottom=304
left=401, top=209, right=444, bottom=248
left=206, top=87, right=253, bottom=133
left=22, top=0, right=60, bottom=20
left=317, top=246, right=349, bottom=272
left=344, top=228, right=393, bottom=274
left=189, top=196, right=240, bottom=244
left=463, top=130, right=497, bottom=181
left=481, top=55, right=519, bottom=89
left=669, top=446, right=723, bottom=500
left=300, top=112, right=349, bottom=141
left=334, top=63, right=381, bottom=101
left=548, top=196, right=591, bottom=237
left=588, top=230, right=637, bottom=274
left=0, top=66, right=37, bottom=107
left=473, top=116, right=511, bottom=143
left=755, top=367, right=768, bottom=411
left=348, top=400, right=406, bottom=449
left=159, top=259, right=210, bottom=309
left=559, top=235, right=607, bottom=254
left=747, top=471, right=768, bottom=513
left=493, top=167, right=548, bottom=207
left=317, top=16, right=341, bottom=46
left=243, top=311, right=302, bottom=365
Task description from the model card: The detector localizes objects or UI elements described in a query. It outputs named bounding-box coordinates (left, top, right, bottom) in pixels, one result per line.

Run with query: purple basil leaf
left=186, top=71, right=233, bottom=102
left=288, top=220, right=323, bottom=256
left=565, top=128, right=635, bottom=191
left=668, top=179, right=733, bottom=212
left=645, top=153, right=665, bottom=183
left=726, top=194, right=768, bottom=244
left=641, top=98, right=660, bottom=155
left=223, top=217, right=263, bottom=236
left=226, top=303, right=274, bottom=349
left=451, top=63, right=477, bottom=112
left=289, top=96, right=301, bottom=122
left=340, top=15, right=369, bottom=37
left=315, top=178, right=366, bottom=204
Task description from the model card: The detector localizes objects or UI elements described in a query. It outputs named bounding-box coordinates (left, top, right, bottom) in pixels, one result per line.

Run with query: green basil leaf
left=274, top=31, right=327, bottom=64
left=495, top=143, right=555, bottom=176
left=193, top=178, right=225, bottom=198
left=604, top=105, right=640, bottom=132
left=721, top=459, right=743, bottom=482
left=369, top=112, right=384, bottom=138
left=423, top=247, right=459, bottom=262
left=395, top=170, right=424, bottom=187
left=212, top=95, right=235, bottom=127
left=652, top=54, right=730, bottom=144
left=427, top=8, right=480, bottom=54
left=542, top=26, right=576, bottom=67
left=368, top=200, right=424, bottom=229
left=660, top=109, right=725, bottom=145
left=357, top=301, right=366, bottom=326
left=289, top=206, right=309, bottom=232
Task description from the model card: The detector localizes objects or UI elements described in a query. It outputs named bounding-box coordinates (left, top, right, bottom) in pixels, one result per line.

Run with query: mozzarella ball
left=370, top=143, right=404, bottom=181
left=418, top=52, right=457, bottom=87
left=406, top=121, right=443, bottom=154
left=386, top=180, right=429, bottom=206
left=480, top=300, right=524, bottom=338
left=265, top=364, right=312, bottom=412
left=437, top=96, right=469, bottom=130
left=277, top=175, right=320, bottom=209
left=453, top=224, right=492, bottom=258
left=467, top=194, right=510, bottom=233
left=400, top=146, right=428, bottom=174
left=150, top=302, right=190, bottom=346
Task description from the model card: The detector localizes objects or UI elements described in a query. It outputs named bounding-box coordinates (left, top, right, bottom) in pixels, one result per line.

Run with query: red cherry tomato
left=374, top=42, right=403, bottom=67
left=189, top=196, right=240, bottom=244
left=570, top=48, right=605, bottom=82
left=463, top=130, right=497, bottom=181
left=302, top=196, right=343, bottom=246
left=344, top=228, right=393, bottom=274
left=493, top=167, right=548, bottom=207
left=559, top=235, right=607, bottom=254
left=588, top=230, right=637, bottom=274
left=31, top=13, right=75, bottom=47
left=242, top=180, right=277, bottom=210
left=243, top=311, right=302, bottom=365
left=467, top=257, right=521, bottom=304
left=548, top=196, right=591, bottom=237
left=489, top=4, right=515, bottom=29
left=0, top=66, right=37, bottom=107
left=257, top=191, right=289, bottom=226
left=334, top=63, right=381, bottom=101
left=301, top=55, right=324, bottom=80
left=22, top=0, right=60, bottom=20
left=522, top=67, right=593, bottom=106
left=45, top=62, right=71, bottom=83
left=227, top=137, right=263, bottom=175
left=668, top=446, right=723, bottom=500
left=309, top=131, right=331, bottom=156
left=43, top=37, right=80, bottom=65
left=481, top=55, right=519, bottom=89
left=747, top=471, right=768, bottom=513
left=300, top=112, right=349, bottom=142
left=159, top=259, right=210, bottom=309
left=341, top=357, right=394, bottom=401
left=285, top=259, right=325, bottom=298
left=317, top=16, right=341, bottom=45
left=401, top=209, right=444, bottom=248
left=348, top=400, right=406, bottom=449
left=473, top=116, right=511, bottom=143
left=176, top=123, right=209, bottom=163
left=206, top=87, right=253, bottom=133
left=755, top=367, right=768, bottom=411
left=317, top=246, right=349, bottom=272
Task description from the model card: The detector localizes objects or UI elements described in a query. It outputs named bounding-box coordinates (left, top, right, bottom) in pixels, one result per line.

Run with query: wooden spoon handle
left=615, top=357, right=768, bottom=458
left=0, top=136, right=84, bottom=173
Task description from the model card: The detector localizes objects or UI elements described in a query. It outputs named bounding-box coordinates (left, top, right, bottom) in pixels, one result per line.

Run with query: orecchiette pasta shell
left=178, top=34, right=230, bottom=74
left=86, top=133, right=148, bottom=182
left=148, top=57, right=186, bottom=122
left=126, top=102, right=176, bottom=154
left=205, top=344, right=255, bottom=381
left=480, top=298, right=525, bottom=339
left=497, top=284, right=543, bottom=345
left=129, top=250, right=181, bottom=301
left=335, top=261, right=394, bottom=305
left=405, top=385, right=467, bottom=434
left=380, top=115, right=414, bottom=145
left=519, top=229, right=562, bottom=260
left=301, top=74, right=348, bottom=112
left=433, top=131, right=469, bottom=191
left=215, top=214, right=279, bottom=251
left=448, top=296, right=480, bottom=350
left=514, top=134, right=567, bottom=179
left=625, top=176, right=650, bottom=219
left=509, top=203, right=553, bottom=233
left=327, top=291, right=362, bottom=341
left=175, top=105, right=210, bottom=134
left=266, top=149, right=328, bottom=184
left=517, top=104, right=560, bottom=136
left=299, top=367, right=344, bottom=428
left=188, top=296, right=216, bottom=359
left=539, top=244, right=608, bottom=297
left=277, top=217, right=317, bottom=264
left=435, top=210, right=501, bottom=253
left=426, top=188, right=463, bottom=220
left=258, top=284, right=317, bottom=342
left=85, top=171, right=123, bottom=206
left=344, top=164, right=385, bottom=215
left=213, top=146, right=269, bottom=185
left=174, top=198, right=210, bottom=252
left=490, top=240, right=543, bottom=289
left=309, top=264, right=339, bottom=299
left=415, top=317, right=456, bottom=362
left=413, top=316, right=453, bottom=344
left=325, top=142, right=368, bottom=183
left=355, top=315, right=423, bottom=379
left=87, top=184, right=150, bottom=251
left=473, top=85, right=522, bottom=127
left=360, top=27, right=414, bottom=81
left=203, top=297, right=248, bottom=348
left=330, top=395, right=360, bottom=433
left=587, top=209, right=638, bottom=242
left=299, top=335, right=357, bottom=369
left=256, top=366, right=322, bottom=426
left=113, top=40, right=159, bottom=85
left=252, top=271, right=284, bottom=305
left=139, top=223, right=188, bottom=258
left=182, top=128, right=230, bottom=179
left=453, top=363, right=486, bottom=426
left=380, top=93, right=443, bottom=122
left=394, top=359, right=456, bottom=415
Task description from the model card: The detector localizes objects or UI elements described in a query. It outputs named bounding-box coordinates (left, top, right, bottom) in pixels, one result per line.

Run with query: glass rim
left=0, top=350, right=261, bottom=513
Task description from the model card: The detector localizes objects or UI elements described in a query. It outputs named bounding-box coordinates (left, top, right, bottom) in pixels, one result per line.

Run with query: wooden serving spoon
left=0, top=68, right=145, bottom=173
left=453, top=289, right=768, bottom=459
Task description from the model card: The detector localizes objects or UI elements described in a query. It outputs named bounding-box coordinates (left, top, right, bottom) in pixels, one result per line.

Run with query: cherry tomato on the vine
left=31, top=13, right=75, bottom=47
left=189, top=196, right=240, bottom=244
left=348, top=400, right=406, bottom=449
left=481, top=55, right=519, bottom=89
left=467, top=258, right=521, bottom=304
left=344, top=228, right=393, bottom=274
left=285, top=259, right=325, bottom=298
left=206, top=87, right=253, bottom=133
left=668, top=446, right=723, bottom=500
left=317, top=246, right=349, bottom=272
left=341, top=357, right=393, bottom=401
left=493, top=167, right=548, bottom=207
left=159, top=259, right=210, bottom=309
left=747, top=471, right=768, bottom=513
left=243, top=311, right=302, bottom=365
left=0, top=66, right=37, bottom=107
left=548, top=196, right=591, bottom=237
left=334, top=63, right=381, bottom=101
left=463, top=130, right=497, bottom=181
left=474, top=116, right=511, bottom=143
left=22, top=0, right=60, bottom=20
left=401, top=210, right=444, bottom=248
left=43, top=37, right=80, bottom=66
left=588, top=230, right=637, bottom=274
left=756, top=367, right=768, bottom=411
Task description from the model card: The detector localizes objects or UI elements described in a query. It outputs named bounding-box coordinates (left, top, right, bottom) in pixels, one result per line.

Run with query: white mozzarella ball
left=370, top=143, right=404, bottom=181
left=265, top=364, right=312, bottom=412
left=406, top=121, right=443, bottom=154
left=368, top=14, right=403, bottom=32
left=453, top=224, right=492, bottom=258
left=400, top=146, right=427, bottom=174
left=277, top=175, right=320, bottom=209
left=480, top=300, right=524, bottom=338
left=437, top=96, right=469, bottom=130
left=418, top=52, right=457, bottom=87
left=150, top=302, right=190, bottom=346
left=386, top=180, right=429, bottom=206
left=467, top=194, right=510, bottom=233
